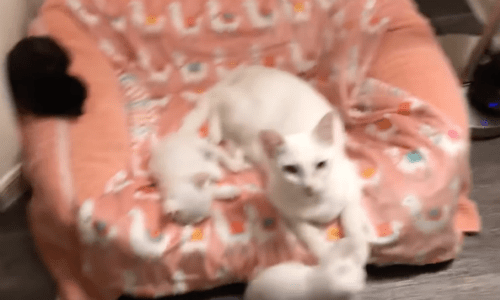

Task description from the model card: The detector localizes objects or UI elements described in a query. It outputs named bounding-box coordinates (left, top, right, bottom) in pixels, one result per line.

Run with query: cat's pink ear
left=192, top=172, right=211, bottom=189
left=313, top=111, right=334, bottom=144
left=259, top=130, right=285, bottom=159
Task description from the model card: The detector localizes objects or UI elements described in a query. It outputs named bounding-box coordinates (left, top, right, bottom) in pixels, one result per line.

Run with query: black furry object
left=12, top=74, right=87, bottom=117
left=7, top=36, right=87, bottom=118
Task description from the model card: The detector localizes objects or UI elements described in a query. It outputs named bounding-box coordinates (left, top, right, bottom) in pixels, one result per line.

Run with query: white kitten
left=149, top=132, right=242, bottom=224
left=244, top=237, right=367, bottom=300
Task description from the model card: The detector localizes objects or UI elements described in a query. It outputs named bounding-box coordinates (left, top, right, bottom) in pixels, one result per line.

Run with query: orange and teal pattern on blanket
left=407, top=151, right=422, bottom=163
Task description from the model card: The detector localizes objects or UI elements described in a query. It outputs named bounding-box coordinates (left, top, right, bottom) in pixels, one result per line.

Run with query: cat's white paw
left=240, top=161, right=254, bottom=171
left=323, top=238, right=368, bottom=269
left=163, top=199, right=211, bottom=225
left=224, top=140, right=239, bottom=156
left=363, top=221, right=379, bottom=244
left=322, top=240, right=367, bottom=295
left=225, top=155, right=253, bottom=172
left=213, top=185, right=242, bottom=200
left=327, top=260, right=366, bottom=295
left=171, top=210, right=208, bottom=225
left=236, top=148, right=254, bottom=170
left=171, top=207, right=211, bottom=225
left=234, top=147, right=246, bottom=161
left=162, top=199, right=178, bottom=215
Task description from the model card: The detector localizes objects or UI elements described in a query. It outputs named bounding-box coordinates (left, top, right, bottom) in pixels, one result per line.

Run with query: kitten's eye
left=316, top=161, right=327, bottom=169
left=283, top=165, right=299, bottom=174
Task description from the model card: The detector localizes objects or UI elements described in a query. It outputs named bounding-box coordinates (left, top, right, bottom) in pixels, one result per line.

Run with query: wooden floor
left=1, top=137, right=500, bottom=300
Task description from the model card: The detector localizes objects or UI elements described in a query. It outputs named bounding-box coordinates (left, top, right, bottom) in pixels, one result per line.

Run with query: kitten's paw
left=172, top=210, right=208, bottom=225
left=226, top=159, right=253, bottom=173
left=162, top=199, right=178, bottom=216
left=171, top=208, right=211, bottom=225
left=227, top=161, right=252, bottom=173
left=322, top=241, right=367, bottom=294
left=163, top=199, right=211, bottom=225
left=239, top=162, right=254, bottom=171
left=236, top=148, right=254, bottom=169
left=213, top=185, right=242, bottom=200
left=328, top=262, right=366, bottom=295
left=224, top=140, right=239, bottom=156
left=322, top=238, right=369, bottom=268
left=234, top=147, right=246, bottom=161
left=363, top=221, right=379, bottom=244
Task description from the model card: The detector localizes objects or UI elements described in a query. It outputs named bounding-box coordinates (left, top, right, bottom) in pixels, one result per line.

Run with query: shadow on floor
left=366, top=261, right=453, bottom=281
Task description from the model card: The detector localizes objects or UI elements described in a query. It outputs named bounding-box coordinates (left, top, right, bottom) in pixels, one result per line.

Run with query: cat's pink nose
left=304, top=186, right=314, bottom=197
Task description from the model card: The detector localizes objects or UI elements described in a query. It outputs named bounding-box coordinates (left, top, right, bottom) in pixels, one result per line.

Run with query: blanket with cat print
left=19, top=0, right=480, bottom=299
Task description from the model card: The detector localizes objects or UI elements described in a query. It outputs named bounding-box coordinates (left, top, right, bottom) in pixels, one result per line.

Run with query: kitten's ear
left=192, top=172, right=211, bottom=189
left=313, top=111, right=334, bottom=145
left=259, top=130, right=285, bottom=159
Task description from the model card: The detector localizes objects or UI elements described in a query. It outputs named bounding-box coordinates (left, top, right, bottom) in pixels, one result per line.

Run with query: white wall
left=0, top=0, right=29, bottom=178
left=0, top=0, right=45, bottom=177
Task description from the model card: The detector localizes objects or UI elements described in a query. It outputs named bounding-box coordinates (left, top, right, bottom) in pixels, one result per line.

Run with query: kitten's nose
left=304, top=186, right=314, bottom=197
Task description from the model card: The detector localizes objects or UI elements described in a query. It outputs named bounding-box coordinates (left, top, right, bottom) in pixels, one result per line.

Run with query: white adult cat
left=205, top=65, right=374, bottom=255
left=206, top=65, right=333, bottom=167
left=202, top=66, right=376, bottom=296
left=149, top=130, right=244, bottom=224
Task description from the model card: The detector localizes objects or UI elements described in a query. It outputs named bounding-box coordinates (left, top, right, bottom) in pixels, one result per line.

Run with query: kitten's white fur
left=149, top=132, right=243, bottom=224
left=244, top=237, right=366, bottom=300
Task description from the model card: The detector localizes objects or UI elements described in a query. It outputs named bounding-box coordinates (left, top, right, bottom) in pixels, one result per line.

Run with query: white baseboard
left=0, top=163, right=29, bottom=212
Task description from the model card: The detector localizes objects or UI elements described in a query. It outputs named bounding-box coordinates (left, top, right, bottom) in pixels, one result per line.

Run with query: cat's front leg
left=165, top=196, right=213, bottom=225
left=212, top=185, right=242, bottom=200
left=229, top=146, right=253, bottom=171
left=318, top=238, right=367, bottom=296
left=207, top=143, right=252, bottom=172
left=285, top=218, right=331, bottom=260
left=207, top=110, right=223, bottom=145
left=340, top=200, right=374, bottom=265
left=234, top=147, right=252, bottom=168
left=225, top=140, right=251, bottom=165
left=162, top=197, right=180, bottom=218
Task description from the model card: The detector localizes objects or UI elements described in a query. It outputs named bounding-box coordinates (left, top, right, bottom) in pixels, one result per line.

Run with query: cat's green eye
left=283, top=165, right=299, bottom=174
left=316, top=161, right=327, bottom=169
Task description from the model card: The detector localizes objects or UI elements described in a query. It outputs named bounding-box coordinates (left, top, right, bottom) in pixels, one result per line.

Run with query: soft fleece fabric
left=20, top=0, right=480, bottom=299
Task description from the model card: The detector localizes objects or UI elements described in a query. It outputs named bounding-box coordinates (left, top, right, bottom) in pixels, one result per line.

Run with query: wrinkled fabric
left=19, top=0, right=480, bottom=299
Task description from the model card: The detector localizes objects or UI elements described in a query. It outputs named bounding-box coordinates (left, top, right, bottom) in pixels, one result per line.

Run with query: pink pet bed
left=19, top=0, right=480, bottom=299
